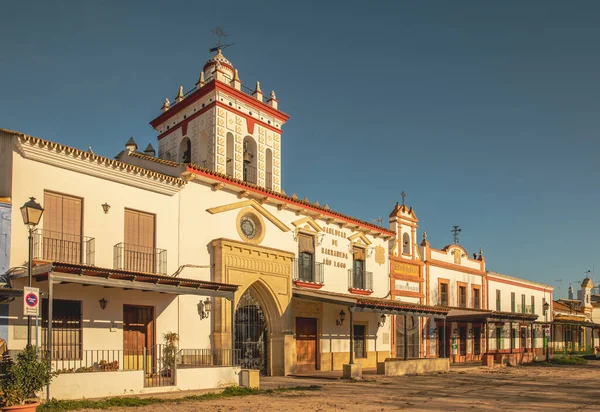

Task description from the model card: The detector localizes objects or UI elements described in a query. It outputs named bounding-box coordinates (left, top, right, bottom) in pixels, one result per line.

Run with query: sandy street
left=85, top=361, right=600, bottom=412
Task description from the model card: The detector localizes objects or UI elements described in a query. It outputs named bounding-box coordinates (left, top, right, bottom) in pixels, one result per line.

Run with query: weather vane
left=372, top=217, right=383, bottom=226
left=451, top=225, right=462, bottom=244
left=401, top=191, right=406, bottom=206
left=209, top=26, right=235, bottom=53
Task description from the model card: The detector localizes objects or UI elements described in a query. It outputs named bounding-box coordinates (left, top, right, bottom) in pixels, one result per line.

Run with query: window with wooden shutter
left=124, top=209, right=156, bottom=273
left=43, top=191, right=82, bottom=263
left=42, top=299, right=82, bottom=360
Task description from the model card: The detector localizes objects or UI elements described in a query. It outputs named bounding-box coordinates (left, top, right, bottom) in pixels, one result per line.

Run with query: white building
left=0, top=48, right=432, bottom=399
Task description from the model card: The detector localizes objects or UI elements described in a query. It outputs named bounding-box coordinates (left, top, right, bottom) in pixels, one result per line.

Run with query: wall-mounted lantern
left=378, top=314, right=386, bottom=327
left=336, top=310, right=346, bottom=326
left=102, top=203, right=111, bottom=214
left=99, top=298, right=108, bottom=310
left=198, top=297, right=212, bottom=320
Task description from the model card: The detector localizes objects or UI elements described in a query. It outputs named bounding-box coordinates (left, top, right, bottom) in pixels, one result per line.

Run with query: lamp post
left=20, top=197, right=44, bottom=347
left=543, top=301, right=550, bottom=361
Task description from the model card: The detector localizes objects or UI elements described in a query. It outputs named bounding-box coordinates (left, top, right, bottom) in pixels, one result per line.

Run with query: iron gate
left=234, top=289, right=268, bottom=375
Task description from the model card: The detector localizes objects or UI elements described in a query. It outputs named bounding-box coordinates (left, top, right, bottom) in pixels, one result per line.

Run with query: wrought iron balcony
left=348, top=268, right=373, bottom=292
left=33, top=229, right=95, bottom=265
left=113, top=243, right=167, bottom=275
left=517, top=304, right=534, bottom=314
left=293, top=259, right=324, bottom=286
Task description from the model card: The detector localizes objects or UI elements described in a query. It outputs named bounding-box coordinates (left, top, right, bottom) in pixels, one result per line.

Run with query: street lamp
left=20, top=197, right=44, bottom=346
left=543, top=301, right=550, bottom=361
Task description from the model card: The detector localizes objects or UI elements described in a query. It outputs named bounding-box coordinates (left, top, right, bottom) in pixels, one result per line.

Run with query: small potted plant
left=0, top=346, right=56, bottom=411
left=162, top=332, right=179, bottom=379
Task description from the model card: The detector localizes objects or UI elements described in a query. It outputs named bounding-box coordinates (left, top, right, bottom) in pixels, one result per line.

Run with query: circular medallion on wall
left=236, top=208, right=266, bottom=245
left=240, top=216, right=257, bottom=239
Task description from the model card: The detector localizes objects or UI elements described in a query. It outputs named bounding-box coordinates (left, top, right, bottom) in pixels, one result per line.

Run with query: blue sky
left=2, top=1, right=599, bottom=296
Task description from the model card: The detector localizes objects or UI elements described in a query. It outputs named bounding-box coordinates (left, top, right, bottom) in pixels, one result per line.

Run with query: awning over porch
left=29, top=262, right=238, bottom=299
left=293, top=288, right=449, bottom=317
left=446, top=308, right=538, bottom=323
left=552, top=315, right=600, bottom=328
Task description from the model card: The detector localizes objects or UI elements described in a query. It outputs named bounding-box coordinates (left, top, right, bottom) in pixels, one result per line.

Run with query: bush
left=549, top=356, right=587, bottom=365
left=0, top=345, right=56, bottom=406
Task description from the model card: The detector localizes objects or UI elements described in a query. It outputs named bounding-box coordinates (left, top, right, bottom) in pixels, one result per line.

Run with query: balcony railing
left=159, top=73, right=270, bottom=117
left=348, top=268, right=373, bottom=291
left=243, top=165, right=257, bottom=184
left=33, top=229, right=95, bottom=265
left=113, top=243, right=167, bottom=275
left=293, top=259, right=324, bottom=285
left=177, top=348, right=241, bottom=368
left=517, top=304, right=534, bottom=314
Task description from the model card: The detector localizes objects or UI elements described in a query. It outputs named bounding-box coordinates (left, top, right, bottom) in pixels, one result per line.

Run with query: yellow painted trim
left=207, top=199, right=290, bottom=232
left=291, top=216, right=323, bottom=232
left=348, top=232, right=372, bottom=246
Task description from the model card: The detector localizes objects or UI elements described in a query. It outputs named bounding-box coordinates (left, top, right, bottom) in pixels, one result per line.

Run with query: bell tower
left=149, top=48, right=290, bottom=193
left=388, top=192, right=419, bottom=260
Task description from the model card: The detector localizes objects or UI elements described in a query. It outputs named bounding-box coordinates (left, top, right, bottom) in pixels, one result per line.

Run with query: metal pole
left=510, top=322, right=513, bottom=354
left=27, top=227, right=33, bottom=347
left=404, top=315, right=408, bottom=361
left=545, top=312, right=549, bottom=361
left=443, top=318, right=447, bottom=358
left=46, top=275, right=54, bottom=402
left=349, top=308, right=354, bottom=365
left=485, top=320, right=489, bottom=355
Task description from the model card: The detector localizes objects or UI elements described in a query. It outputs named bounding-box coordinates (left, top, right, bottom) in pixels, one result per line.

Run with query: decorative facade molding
left=206, top=199, right=290, bottom=232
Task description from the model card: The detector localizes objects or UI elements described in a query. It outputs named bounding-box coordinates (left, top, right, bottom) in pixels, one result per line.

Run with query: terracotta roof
left=357, top=297, right=449, bottom=315
left=445, top=308, right=538, bottom=322
left=553, top=301, right=571, bottom=312
left=293, top=288, right=448, bottom=315
left=128, top=150, right=182, bottom=167
left=32, top=262, right=238, bottom=293
left=1, top=128, right=186, bottom=188
left=185, top=163, right=394, bottom=235
left=554, top=314, right=588, bottom=323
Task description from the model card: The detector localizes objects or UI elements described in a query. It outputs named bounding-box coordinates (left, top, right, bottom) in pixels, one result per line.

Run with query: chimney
left=125, top=137, right=138, bottom=152
left=144, top=143, right=156, bottom=157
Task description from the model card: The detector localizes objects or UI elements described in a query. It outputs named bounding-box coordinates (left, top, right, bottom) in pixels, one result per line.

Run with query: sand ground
left=84, top=361, right=600, bottom=412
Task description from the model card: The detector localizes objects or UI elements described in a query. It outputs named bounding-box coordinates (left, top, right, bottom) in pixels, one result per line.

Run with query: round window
left=240, top=215, right=257, bottom=239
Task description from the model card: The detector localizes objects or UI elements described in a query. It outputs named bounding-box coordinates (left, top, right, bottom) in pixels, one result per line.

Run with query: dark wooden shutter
left=124, top=209, right=156, bottom=272
left=298, top=233, right=315, bottom=254
left=43, top=191, right=82, bottom=263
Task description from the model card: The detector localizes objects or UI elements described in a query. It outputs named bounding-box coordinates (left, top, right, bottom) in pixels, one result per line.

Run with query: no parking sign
left=23, top=286, right=40, bottom=316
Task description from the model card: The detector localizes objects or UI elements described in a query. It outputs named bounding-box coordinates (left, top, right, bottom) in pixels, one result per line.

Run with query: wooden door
left=124, top=209, right=155, bottom=272
left=123, top=305, right=154, bottom=370
left=43, top=191, right=82, bottom=263
left=295, top=317, right=317, bottom=372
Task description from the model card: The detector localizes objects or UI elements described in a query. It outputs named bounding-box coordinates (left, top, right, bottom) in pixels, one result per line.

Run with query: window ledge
left=348, top=287, right=373, bottom=296
left=293, top=280, right=324, bottom=289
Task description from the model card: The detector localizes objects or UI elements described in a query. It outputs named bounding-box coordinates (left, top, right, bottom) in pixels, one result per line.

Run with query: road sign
left=23, top=286, right=40, bottom=317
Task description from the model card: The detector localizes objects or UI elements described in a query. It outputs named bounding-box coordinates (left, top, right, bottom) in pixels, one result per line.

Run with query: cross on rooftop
left=401, top=191, right=406, bottom=205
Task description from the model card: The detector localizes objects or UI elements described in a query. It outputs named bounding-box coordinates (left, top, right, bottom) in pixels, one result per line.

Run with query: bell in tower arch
left=243, top=141, right=253, bottom=164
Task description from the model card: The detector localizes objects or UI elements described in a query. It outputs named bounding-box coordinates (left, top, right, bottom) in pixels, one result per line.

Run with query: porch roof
left=552, top=315, right=600, bottom=328
left=446, top=308, right=538, bottom=322
left=30, top=262, right=238, bottom=299
left=292, top=288, right=449, bottom=317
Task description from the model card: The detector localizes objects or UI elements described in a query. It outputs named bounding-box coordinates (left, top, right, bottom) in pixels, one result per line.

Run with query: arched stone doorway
left=234, top=288, right=269, bottom=374
left=211, top=238, right=295, bottom=376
